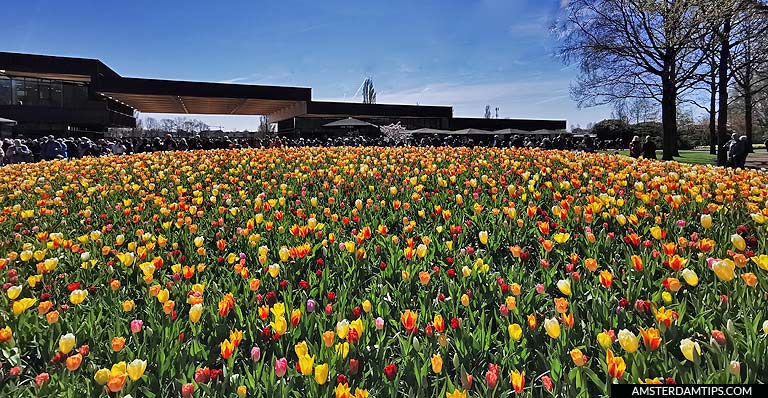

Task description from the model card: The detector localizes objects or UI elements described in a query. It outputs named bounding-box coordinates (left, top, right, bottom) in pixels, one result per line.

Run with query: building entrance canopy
left=96, top=77, right=309, bottom=116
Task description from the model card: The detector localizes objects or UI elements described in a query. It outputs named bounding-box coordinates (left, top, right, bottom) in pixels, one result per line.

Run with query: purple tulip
left=306, top=299, right=317, bottom=313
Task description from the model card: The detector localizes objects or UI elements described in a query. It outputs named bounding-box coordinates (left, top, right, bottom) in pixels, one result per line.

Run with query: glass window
left=38, top=79, right=52, bottom=105
left=62, top=83, right=87, bottom=108
left=51, top=81, right=63, bottom=107
left=23, top=78, right=39, bottom=106
left=0, top=76, right=11, bottom=105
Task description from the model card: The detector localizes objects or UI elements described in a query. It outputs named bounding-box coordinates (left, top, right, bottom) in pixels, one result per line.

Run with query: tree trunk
left=745, top=90, right=753, bottom=153
left=661, top=76, right=678, bottom=161
left=709, top=68, right=717, bottom=155
left=716, top=19, right=731, bottom=167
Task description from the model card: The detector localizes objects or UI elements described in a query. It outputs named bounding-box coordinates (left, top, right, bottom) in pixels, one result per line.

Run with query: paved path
left=746, top=151, right=768, bottom=170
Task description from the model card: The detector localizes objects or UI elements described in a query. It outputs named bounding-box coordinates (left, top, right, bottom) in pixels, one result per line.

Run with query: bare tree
left=362, top=78, right=376, bottom=104
left=705, top=0, right=768, bottom=162
left=556, top=0, right=710, bottom=160
left=258, top=116, right=271, bottom=135
left=729, top=2, right=768, bottom=151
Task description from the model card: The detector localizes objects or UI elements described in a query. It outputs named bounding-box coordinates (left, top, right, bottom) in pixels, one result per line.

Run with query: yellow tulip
left=13, top=298, right=36, bottom=315
left=350, top=319, right=364, bottom=337
left=446, top=389, right=468, bottom=398
left=189, top=303, right=203, bottom=323
left=700, top=214, right=712, bottom=229
left=553, top=232, right=570, bottom=244
left=544, top=317, right=560, bottom=339
left=751, top=255, right=768, bottom=271
left=680, top=268, right=699, bottom=286
left=416, top=244, right=428, bottom=258
left=237, top=386, right=247, bottom=397
left=713, top=259, right=735, bottom=281
left=7, top=285, right=22, bottom=300
left=336, top=319, right=350, bottom=340
left=597, top=331, right=612, bottom=349
left=557, top=279, right=572, bottom=296
left=156, top=288, right=169, bottom=304
left=298, top=354, right=314, bottom=376
left=362, top=300, right=372, bottom=313
left=69, top=289, right=88, bottom=304
left=731, top=234, right=746, bottom=251
left=479, top=231, right=489, bottom=245
left=270, top=316, right=287, bottom=336
left=679, top=338, right=701, bottom=362
left=314, top=363, right=329, bottom=385
left=662, top=291, right=673, bottom=303
left=268, top=263, right=280, bottom=278
left=617, top=329, right=639, bottom=353
left=126, top=359, right=147, bottom=381
left=508, top=323, right=523, bottom=341
left=335, top=342, right=350, bottom=359
left=94, top=368, right=110, bottom=385
left=279, top=246, right=290, bottom=262
left=59, top=333, right=76, bottom=354
left=295, top=341, right=309, bottom=358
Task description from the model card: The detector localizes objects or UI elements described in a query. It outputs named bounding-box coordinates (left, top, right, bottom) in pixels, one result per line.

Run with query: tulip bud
left=711, top=330, right=726, bottom=346
left=251, top=346, right=261, bottom=362
left=452, top=352, right=460, bottom=368
left=729, top=360, right=741, bottom=376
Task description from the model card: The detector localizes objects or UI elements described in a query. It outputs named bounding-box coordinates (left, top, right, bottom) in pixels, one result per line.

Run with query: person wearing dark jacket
left=734, top=136, right=748, bottom=168
left=629, top=136, right=642, bottom=158
left=641, top=136, right=657, bottom=160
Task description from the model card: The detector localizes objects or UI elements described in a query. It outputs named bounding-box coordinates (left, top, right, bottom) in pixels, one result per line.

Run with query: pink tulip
left=130, top=319, right=143, bottom=333
left=275, top=357, right=287, bottom=377
left=536, top=283, right=545, bottom=294
left=251, top=346, right=261, bottom=362
left=375, top=317, right=385, bottom=330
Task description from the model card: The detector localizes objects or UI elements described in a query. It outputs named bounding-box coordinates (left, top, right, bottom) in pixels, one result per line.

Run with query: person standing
left=641, top=136, right=657, bottom=160
left=726, top=133, right=740, bottom=168
left=629, top=136, right=642, bottom=158
left=735, top=136, right=748, bottom=168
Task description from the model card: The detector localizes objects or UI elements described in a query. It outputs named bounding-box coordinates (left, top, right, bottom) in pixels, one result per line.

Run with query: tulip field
left=1, top=146, right=768, bottom=397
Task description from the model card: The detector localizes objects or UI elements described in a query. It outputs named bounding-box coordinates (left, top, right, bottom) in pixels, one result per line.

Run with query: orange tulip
left=510, top=370, right=525, bottom=393
left=112, top=337, right=126, bottom=352
left=639, top=327, right=661, bottom=351
left=401, top=310, right=418, bottom=333
left=606, top=349, right=626, bottom=379
left=66, top=353, right=83, bottom=371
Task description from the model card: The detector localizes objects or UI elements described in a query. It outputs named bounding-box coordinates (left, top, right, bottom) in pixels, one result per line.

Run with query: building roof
left=0, top=51, right=311, bottom=116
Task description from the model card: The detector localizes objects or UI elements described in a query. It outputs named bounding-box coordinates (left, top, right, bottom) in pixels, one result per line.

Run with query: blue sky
left=2, top=0, right=610, bottom=130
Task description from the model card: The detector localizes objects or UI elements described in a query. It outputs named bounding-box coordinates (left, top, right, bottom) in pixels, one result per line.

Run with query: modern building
left=0, top=52, right=566, bottom=137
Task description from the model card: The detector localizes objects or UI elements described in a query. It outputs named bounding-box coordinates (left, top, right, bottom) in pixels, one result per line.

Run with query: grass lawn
left=604, top=149, right=717, bottom=165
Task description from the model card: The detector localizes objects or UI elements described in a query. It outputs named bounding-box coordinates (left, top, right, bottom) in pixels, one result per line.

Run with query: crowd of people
left=1, top=132, right=760, bottom=167
left=0, top=133, right=611, bottom=166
